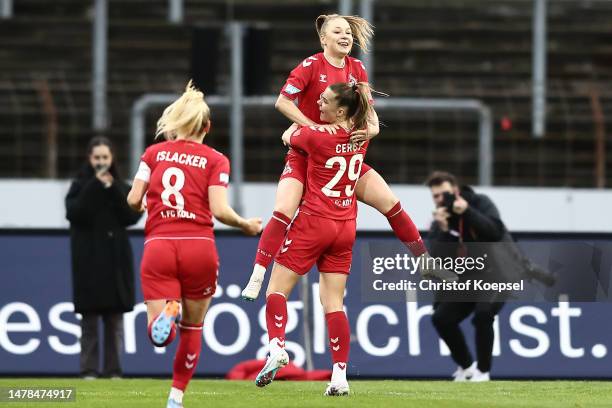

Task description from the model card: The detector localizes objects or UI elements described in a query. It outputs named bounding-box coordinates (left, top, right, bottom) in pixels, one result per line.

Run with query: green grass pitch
left=1, top=378, right=611, bottom=407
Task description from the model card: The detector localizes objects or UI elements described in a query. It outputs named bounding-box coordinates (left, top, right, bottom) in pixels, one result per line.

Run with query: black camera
left=441, top=191, right=455, bottom=214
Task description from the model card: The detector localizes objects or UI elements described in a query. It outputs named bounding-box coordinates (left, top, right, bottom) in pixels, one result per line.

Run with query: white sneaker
left=470, top=368, right=490, bottom=382
left=255, top=349, right=289, bottom=387
left=241, top=265, right=266, bottom=301
left=324, top=381, right=350, bottom=396
left=452, top=362, right=477, bottom=382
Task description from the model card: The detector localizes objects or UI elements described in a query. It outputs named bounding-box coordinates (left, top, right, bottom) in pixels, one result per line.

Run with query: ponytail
left=156, top=80, right=211, bottom=140
left=329, top=81, right=373, bottom=131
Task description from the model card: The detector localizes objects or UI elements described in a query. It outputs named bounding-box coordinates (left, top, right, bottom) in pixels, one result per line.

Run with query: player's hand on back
left=316, top=124, right=339, bottom=134
left=241, top=217, right=263, bottom=236
left=349, top=128, right=373, bottom=143
left=281, top=123, right=299, bottom=146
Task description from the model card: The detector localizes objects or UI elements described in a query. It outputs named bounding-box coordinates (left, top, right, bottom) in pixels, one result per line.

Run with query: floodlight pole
left=533, top=0, right=547, bottom=138
left=229, top=22, right=245, bottom=213
left=338, top=0, right=353, bottom=15
left=0, top=0, right=13, bottom=19
left=359, top=0, right=376, bottom=80
left=92, top=0, right=108, bottom=131
left=168, top=0, right=184, bottom=24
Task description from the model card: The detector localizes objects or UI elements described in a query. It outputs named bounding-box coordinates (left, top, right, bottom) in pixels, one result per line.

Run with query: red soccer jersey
left=137, top=139, right=230, bottom=240
left=290, top=126, right=368, bottom=220
left=281, top=52, right=368, bottom=124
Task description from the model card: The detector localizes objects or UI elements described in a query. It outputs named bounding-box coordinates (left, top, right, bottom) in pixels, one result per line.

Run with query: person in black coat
left=65, top=136, right=142, bottom=378
left=426, top=171, right=508, bottom=382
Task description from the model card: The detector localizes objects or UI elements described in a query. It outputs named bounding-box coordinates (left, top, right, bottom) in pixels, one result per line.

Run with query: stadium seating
left=1, top=0, right=611, bottom=186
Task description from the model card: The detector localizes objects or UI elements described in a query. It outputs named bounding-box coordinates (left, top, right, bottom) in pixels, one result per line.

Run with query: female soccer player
left=255, top=82, right=372, bottom=396
left=243, top=14, right=429, bottom=299
left=127, top=81, right=262, bottom=408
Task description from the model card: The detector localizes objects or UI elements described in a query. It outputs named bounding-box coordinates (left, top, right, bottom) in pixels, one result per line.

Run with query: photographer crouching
left=426, top=171, right=506, bottom=382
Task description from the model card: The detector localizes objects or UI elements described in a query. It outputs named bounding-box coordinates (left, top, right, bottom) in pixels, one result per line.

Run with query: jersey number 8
left=161, top=167, right=185, bottom=210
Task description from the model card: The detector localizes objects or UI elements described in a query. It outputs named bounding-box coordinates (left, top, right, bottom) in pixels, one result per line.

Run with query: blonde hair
left=156, top=80, right=211, bottom=140
left=315, top=14, right=374, bottom=53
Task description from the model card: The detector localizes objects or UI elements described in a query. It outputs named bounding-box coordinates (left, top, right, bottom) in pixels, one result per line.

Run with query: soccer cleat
left=419, top=253, right=459, bottom=282
left=151, top=300, right=180, bottom=346
left=166, top=398, right=183, bottom=408
left=255, top=349, right=289, bottom=387
left=452, top=362, right=477, bottom=382
left=324, top=381, right=350, bottom=396
left=241, top=264, right=266, bottom=301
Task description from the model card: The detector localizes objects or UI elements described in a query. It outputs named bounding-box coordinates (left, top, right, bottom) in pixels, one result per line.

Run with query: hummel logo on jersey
left=284, top=84, right=301, bottom=95
left=302, top=56, right=317, bottom=67
left=319, top=74, right=327, bottom=83
left=219, top=172, right=229, bottom=184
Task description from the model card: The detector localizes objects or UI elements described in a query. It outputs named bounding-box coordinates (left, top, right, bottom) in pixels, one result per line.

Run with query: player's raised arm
left=275, top=94, right=315, bottom=127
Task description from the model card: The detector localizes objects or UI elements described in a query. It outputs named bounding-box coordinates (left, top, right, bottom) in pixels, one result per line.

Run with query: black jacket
left=65, top=165, right=142, bottom=314
left=428, top=186, right=525, bottom=300
left=428, top=186, right=505, bottom=246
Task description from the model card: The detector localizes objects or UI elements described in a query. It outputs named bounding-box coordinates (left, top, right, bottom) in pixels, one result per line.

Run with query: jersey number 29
left=321, top=154, right=364, bottom=198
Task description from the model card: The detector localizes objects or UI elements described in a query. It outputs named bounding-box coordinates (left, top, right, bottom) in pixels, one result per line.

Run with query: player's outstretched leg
left=243, top=212, right=292, bottom=301
left=149, top=300, right=180, bottom=346
left=324, top=311, right=351, bottom=396
left=243, top=177, right=302, bottom=301
left=357, top=170, right=428, bottom=253
left=255, top=292, right=290, bottom=387
left=356, top=170, right=458, bottom=282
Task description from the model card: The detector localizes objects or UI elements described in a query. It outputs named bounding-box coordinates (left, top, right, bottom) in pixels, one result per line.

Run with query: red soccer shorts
left=279, top=149, right=372, bottom=184
left=275, top=212, right=357, bottom=275
left=279, top=149, right=308, bottom=184
left=140, top=238, right=219, bottom=301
